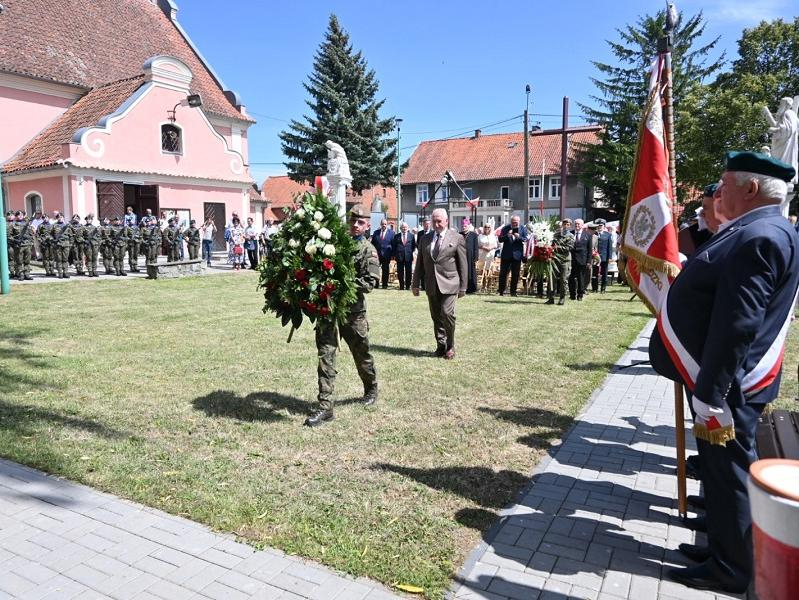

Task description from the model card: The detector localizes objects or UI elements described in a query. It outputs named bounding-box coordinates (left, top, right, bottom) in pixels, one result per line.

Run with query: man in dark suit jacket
left=497, top=215, right=528, bottom=296
left=416, top=218, right=432, bottom=290
left=569, top=218, right=591, bottom=300
left=649, top=152, right=799, bottom=594
left=392, top=222, right=416, bottom=290
left=370, top=219, right=394, bottom=289
left=412, top=208, right=467, bottom=359
left=595, top=219, right=613, bottom=292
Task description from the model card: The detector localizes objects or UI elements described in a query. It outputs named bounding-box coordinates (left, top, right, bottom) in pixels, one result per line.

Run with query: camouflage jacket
left=351, top=236, right=380, bottom=313
left=142, top=225, right=162, bottom=246
left=183, top=226, right=200, bottom=245
left=13, top=221, right=35, bottom=247
left=53, top=223, right=74, bottom=247
left=110, top=225, right=128, bottom=247
left=83, top=224, right=101, bottom=247
left=552, top=230, right=575, bottom=264
left=37, top=221, right=54, bottom=246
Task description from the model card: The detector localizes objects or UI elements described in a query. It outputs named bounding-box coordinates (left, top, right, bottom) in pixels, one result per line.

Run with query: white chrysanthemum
left=318, top=227, right=332, bottom=240
left=314, top=211, right=324, bottom=222
left=323, top=244, right=336, bottom=256
left=529, top=221, right=554, bottom=246
left=288, top=239, right=299, bottom=248
left=312, top=221, right=321, bottom=231
left=305, top=240, right=318, bottom=255
left=295, top=208, right=306, bottom=219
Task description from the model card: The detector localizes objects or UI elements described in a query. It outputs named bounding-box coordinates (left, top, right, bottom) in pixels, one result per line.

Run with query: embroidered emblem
left=631, top=205, right=657, bottom=246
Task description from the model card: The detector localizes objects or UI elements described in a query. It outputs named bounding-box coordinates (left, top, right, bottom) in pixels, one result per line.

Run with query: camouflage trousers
left=187, top=244, right=199, bottom=260
left=84, top=244, right=99, bottom=275
left=548, top=260, right=571, bottom=300
left=14, top=245, right=32, bottom=278
left=40, top=244, right=55, bottom=275
left=54, top=245, right=71, bottom=276
left=113, top=245, right=126, bottom=274
left=101, top=245, right=113, bottom=273
left=145, top=244, right=159, bottom=266
left=316, top=311, right=376, bottom=411
left=128, top=242, right=140, bottom=271
left=73, top=243, right=86, bottom=274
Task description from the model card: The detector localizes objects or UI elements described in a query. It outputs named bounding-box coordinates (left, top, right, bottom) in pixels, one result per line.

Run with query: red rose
left=322, top=258, right=334, bottom=271
left=294, top=268, right=308, bottom=280
left=324, top=281, right=336, bottom=293
left=320, top=307, right=330, bottom=316
left=319, top=290, right=329, bottom=300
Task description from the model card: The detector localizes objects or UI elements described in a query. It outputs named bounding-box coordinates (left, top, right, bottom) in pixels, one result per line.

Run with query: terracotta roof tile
left=402, top=126, right=601, bottom=184
left=262, top=176, right=398, bottom=221
left=2, top=76, right=145, bottom=173
left=0, top=0, right=251, bottom=123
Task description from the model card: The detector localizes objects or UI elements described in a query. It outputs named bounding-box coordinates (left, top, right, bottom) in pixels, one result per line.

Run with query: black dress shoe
left=686, top=454, right=701, bottom=479
left=557, top=298, right=565, bottom=305
left=362, top=385, right=378, bottom=406
left=678, top=543, right=710, bottom=562
left=667, top=563, right=747, bottom=594
left=545, top=298, right=555, bottom=305
left=304, top=410, right=334, bottom=427
left=683, top=515, right=707, bottom=532
left=687, top=494, right=705, bottom=510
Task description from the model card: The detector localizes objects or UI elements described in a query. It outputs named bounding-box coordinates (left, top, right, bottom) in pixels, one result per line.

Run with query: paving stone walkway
left=453, top=321, right=745, bottom=600
left=0, top=460, right=402, bottom=599
left=1, top=321, right=745, bottom=599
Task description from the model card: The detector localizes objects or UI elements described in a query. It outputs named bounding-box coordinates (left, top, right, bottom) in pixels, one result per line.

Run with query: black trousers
left=696, top=400, right=765, bottom=588
left=599, top=261, right=609, bottom=291
left=498, top=259, right=521, bottom=295
left=379, top=257, right=391, bottom=288
left=247, top=247, right=258, bottom=269
left=569, top=260, right=586, bottom=298
left=396, top=259, right=412, bottom=289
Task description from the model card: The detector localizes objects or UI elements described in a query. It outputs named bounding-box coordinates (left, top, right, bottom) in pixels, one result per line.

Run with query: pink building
left=0, top=0, right=256, bottom=251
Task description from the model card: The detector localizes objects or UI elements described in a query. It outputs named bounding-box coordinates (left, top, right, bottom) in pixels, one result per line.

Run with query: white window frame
left=434, top=184, right=449, bottom=204
left=160, top=122, right=184, bottom=156
left=463, top=187, right=474, bottom=201
left=416, top=184, right=429, bottom=206
left=24, top=191, right=43, bottom=215
left=528, top=178, right=541, bottom=200
left=549, top=176, right=561, bottom=199
left=500, top=186, right=510, bottom=200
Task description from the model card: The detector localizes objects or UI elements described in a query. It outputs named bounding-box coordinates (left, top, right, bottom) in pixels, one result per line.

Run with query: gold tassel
left=693, top=423, right=736, bottom=446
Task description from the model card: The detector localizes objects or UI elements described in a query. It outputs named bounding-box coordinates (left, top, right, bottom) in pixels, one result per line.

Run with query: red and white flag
left=465, top=196, right=480, bottom=209
left=621, top=54, right=681, bottom=315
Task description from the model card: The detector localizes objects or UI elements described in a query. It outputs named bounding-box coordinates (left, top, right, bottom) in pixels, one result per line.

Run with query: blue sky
left=176, top=0, right=794, bottom=185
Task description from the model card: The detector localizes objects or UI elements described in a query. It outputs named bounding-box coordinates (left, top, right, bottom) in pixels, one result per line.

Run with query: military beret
left=703, top=183, right=718, bottom=197
left=14, top=210, right=22, bottom=216
left=595, top=218, right=607, bottom=225
left=349, top=204, right=370, bottom=219
left=725, top=151, right=796, bottom=182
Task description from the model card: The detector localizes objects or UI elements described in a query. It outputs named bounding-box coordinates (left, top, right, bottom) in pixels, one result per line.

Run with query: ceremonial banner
left=621, top=55, right=681, bottom=315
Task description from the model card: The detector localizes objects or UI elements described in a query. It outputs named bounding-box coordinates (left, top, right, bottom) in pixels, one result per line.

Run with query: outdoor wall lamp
left=168, top=94, right=203, bottom=122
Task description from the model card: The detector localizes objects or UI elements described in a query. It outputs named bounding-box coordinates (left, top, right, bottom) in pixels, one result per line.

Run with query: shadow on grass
left=0, top=400, right=125, bottom=439
left=370, top=344, right=434, bottom=358
left=192, top=390, right=364, bottom=422
left=565, top=361, right=616, bottom=372
left=477, top=406, right=570, bottom=450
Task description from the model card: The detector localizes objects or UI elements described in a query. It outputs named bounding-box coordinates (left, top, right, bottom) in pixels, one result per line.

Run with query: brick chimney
left=474, top=129, right=481, bottom=138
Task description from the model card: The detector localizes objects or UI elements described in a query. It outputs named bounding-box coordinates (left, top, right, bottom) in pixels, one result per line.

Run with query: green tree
left=680, top=18, right=799, bottom=193
left=280, top=14, right=397, bottom=194
left=577, top=9, right=723, bottom=212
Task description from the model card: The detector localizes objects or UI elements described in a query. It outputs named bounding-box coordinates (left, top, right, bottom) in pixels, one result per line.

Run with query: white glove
left=692, top=397, right=726, bottom=423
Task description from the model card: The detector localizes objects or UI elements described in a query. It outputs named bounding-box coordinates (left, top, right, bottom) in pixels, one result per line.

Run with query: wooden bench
left=756, top=409, right=799, bottom=459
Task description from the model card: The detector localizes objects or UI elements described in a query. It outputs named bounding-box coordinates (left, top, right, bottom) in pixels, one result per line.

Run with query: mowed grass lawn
left=0, top=273, right=741, bottom=597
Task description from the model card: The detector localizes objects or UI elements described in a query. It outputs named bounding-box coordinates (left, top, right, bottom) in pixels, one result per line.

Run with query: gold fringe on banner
left=693, top=422, right=736, bottom=446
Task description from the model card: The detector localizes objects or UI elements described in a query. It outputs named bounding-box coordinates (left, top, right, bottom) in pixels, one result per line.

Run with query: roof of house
left=2, top=76, right=146, bottom=174
left=0, top=0, right=251, bottom=123
left=401, top=126, right=602, bottom=184
left=261, top=176, right=398, bottom=221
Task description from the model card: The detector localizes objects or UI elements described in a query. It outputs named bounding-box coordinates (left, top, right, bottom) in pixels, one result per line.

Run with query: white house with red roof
left=400, top=126, right=602, bottom=228
left=0, top=0, right=256, bottom=249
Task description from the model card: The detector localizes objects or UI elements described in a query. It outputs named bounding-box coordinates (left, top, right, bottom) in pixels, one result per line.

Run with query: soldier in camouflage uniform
left=546, top=218, right=575, bottom=306
left=99, top=217, right=114, bottom=274
left=142, top=218, right=162, bottom=276
left=125, top=218, right=141, bottom=272
left=12, top=211, right=34, bottom=281
left=306, top=204, right=380, bottom=427
left=6, top=212, right=18, bottom=279
left=183, top=220, right=201, bottom=260
left=37, top=214, right=56, bottom=277
left=82, top=215, right=101, bottom=277
left=164, top=218, right=182, bottom=262
left=68, top=215, right=85, bottom=275
left=109, top=216, right=128, bottom=276
left=53, top=213, right=74, bottom=278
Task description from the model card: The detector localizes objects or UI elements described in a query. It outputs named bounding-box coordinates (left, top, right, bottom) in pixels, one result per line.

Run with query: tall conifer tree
left=577, top=10, right=722, bottom=211
left=280, top=15, right=396, bottom=194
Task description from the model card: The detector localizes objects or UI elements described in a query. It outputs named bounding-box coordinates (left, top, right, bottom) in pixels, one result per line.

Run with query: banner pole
left=659, top=30, right=687, bottom=518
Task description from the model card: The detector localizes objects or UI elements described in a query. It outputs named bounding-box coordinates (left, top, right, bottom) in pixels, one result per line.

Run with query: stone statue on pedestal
left=762, top=97, right=798, bottom=216
left=325, top=140, right=352, bottom=219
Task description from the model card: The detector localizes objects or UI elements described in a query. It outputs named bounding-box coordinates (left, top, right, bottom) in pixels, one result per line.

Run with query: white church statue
left=762, top=96, right=799, bottom=216
left=325, top=140, right=352, bottom=219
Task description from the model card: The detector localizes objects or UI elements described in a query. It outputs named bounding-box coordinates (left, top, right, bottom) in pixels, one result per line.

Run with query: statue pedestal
left=327, top=174, right=351, bottom=220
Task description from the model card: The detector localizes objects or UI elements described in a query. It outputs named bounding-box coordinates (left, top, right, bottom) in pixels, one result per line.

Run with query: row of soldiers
left=5, top=211, right=201, bottom=280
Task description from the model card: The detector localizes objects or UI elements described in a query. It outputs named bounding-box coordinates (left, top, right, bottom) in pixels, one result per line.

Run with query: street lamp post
left=396, top=118, right=403, bottom=226
left=523, top=84, right=531, bottom=225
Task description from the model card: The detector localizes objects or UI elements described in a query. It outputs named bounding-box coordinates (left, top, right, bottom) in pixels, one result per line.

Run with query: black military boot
left=362, top=384, right=378, bottom=406
left=557, top=298, right=565, bottom=305
left=304, top=409, right=334, bottom=427
left=545, top=298, right=555, bottom=305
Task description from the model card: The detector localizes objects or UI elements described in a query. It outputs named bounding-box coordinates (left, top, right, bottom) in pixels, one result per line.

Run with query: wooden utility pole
left=560, top=97, right=569, bottom=219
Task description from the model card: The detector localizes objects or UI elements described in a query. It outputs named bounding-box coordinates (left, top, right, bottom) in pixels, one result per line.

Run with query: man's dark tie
left=432, top=234, right=441, bottom=259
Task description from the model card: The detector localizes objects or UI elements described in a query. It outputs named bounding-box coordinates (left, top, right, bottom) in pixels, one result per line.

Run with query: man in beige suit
left=412, top=208, right=467, bottom=359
